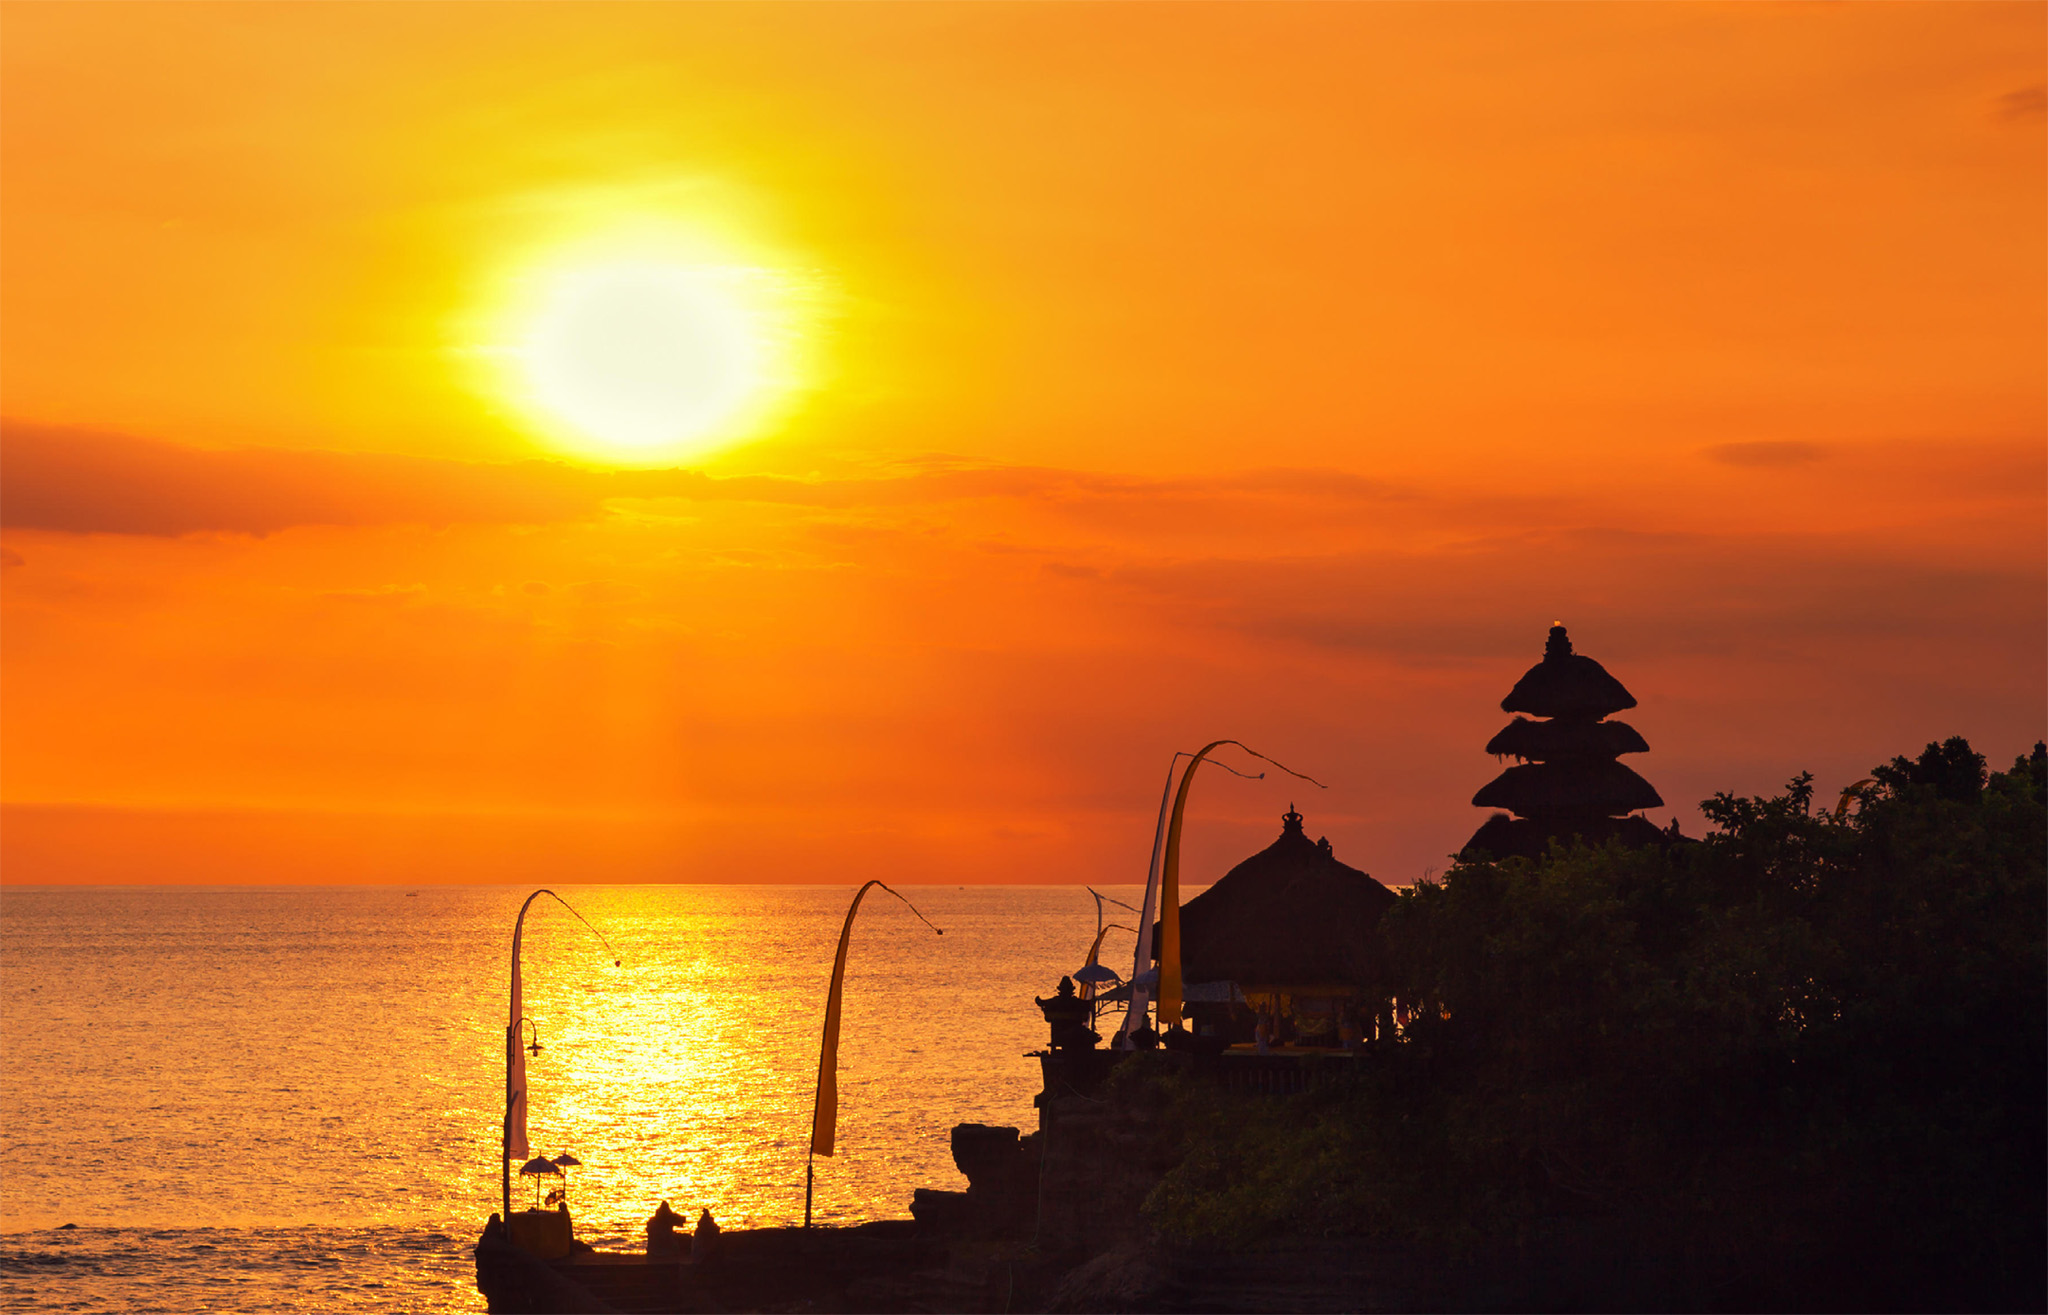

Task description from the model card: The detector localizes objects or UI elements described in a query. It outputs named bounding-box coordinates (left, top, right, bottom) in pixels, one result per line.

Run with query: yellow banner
left=1158, top=740, right=1232, bottom=1027
left=1157, top=741, right=1323, bottom=1028
left=809, top=881, right=942, bottom=1158
left=808, top=882, right=871, bottom=1157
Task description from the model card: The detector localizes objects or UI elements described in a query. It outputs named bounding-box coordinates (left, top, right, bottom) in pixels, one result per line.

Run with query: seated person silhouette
left=645, top=1200, right=685, bottom=1259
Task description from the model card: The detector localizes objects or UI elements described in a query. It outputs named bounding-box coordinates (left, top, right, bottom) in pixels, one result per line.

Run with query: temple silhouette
left=1174, top=807, right=1395, bottom=1046
left=1463, top=623, right=1669, bottom=860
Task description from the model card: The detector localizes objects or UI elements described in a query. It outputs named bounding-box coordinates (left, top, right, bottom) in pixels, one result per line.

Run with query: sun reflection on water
left=4, top=885, right=1127, bottom=1240
left=508, top=885, right=1021, bottom=1236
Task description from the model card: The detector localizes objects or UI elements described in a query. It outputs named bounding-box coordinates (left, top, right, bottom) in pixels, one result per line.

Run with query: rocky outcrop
left=1045, top=1242, right=1169, bottom=1312
left=909, top=1122, right=1042, bottom=1238
left=904, top=1051, right=1185, bottom=1310
left=1033, top=1090, right=1173, bottom=1257
left=477, top=1216, right=943, bottom=1314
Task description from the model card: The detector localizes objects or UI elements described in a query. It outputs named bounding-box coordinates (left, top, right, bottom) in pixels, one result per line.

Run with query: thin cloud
left=1701, top=441, right=1828, bottom=468
left=1, top=424, right=614, bottom=535
left=1995, top=84, right=2046, bottom=123
left=0, top=423, right=1412, bottom=536
left=1114, top=530, right=2046, bottom=664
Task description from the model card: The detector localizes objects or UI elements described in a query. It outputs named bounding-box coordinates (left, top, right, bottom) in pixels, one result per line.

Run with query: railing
left=1212, top=1048, right=1362, bottom=1095
left=1034, top=1041, right=1372, bottom=1111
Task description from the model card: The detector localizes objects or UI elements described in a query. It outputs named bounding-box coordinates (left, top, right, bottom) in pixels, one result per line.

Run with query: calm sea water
left=0, top=884, right=1147, bottom=1312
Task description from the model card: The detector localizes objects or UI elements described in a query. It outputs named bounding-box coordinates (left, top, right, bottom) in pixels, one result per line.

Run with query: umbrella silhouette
left=1073, top=962, right=1121, bottom=986
left=518, top=1155, right=561, bottom=1209
left=550, top=1153, right=583, bottom=1204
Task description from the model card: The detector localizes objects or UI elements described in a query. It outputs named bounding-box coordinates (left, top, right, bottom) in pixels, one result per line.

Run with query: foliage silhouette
left=1134, top=738, right=2045, bottom=1311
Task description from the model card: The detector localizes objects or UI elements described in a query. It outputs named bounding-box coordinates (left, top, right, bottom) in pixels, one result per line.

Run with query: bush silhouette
left=1139, top=738, right=2046, bottom=1311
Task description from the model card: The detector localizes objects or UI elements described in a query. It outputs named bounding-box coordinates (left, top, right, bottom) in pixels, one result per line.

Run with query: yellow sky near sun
left=1, top=2, right=2042, bottom=885
left=6, top=3, right=2039, bottom=478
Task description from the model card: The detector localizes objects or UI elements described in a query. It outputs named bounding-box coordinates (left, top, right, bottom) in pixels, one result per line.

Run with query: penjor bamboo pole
left=807, top=881, right=942, bottom=1227
left=1156, top=741, right=1325, bottom=1029
left=1122, top=755, right=1184, bottom=1043
left=500, top=889, right=619, bottom=1226
left=1157, top=743, right=1232, bottom=1028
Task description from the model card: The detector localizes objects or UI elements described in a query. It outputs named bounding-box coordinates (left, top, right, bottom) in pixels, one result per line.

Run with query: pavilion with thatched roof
left=1463, top=623, right=1670, bottom=860
left=1157, top=807, right=1396, bottom=1045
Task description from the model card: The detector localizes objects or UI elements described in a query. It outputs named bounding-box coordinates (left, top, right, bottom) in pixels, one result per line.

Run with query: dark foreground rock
left=477, top=1213, right=945, bottom=1314
left=476, top=1169, right=1916, bottom=1314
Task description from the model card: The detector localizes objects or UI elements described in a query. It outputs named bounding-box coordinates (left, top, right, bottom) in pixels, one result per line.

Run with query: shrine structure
left=1463, top=624, right=1669, bottom=860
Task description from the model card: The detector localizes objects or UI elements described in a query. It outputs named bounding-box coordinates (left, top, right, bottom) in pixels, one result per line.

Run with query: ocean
left=0, top=884, right=1147, bottom=1312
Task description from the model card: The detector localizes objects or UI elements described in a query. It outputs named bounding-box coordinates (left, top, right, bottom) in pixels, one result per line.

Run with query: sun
left=475, top=230, right=813, bottom=467
left=521, top=261, right=768, bottom=458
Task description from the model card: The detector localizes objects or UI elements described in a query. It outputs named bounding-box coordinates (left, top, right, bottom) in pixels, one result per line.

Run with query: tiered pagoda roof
left=1472, top=758, right=1663, bottom=816
left=1484, top=717, right=1648, bottom=761
left=1500, top=633, right=1638, bottom=719
left=1463, top=624, right=1669, bottom=860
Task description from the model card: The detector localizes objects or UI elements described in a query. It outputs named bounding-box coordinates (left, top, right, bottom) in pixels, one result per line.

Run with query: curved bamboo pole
left=1084, top=922, right=1134, bottom=978
left=1157, top=742, right=1325, bottom=1028
left=501, top=889, right=619, bottom=1225
left=806, top=881, right=942, bottom=1227
left=1121, top=753, right=1187, bottom=1042
left=1156, top=743, right=1231, bottom=1028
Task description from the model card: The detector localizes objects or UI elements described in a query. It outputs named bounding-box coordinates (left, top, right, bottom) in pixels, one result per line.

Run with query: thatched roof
left=1486, top=716, right=1649, bottom=761
left=1471, top=759, right=1664, bottom=816
left=1501, top=625, right=1636, bottom=720
left=1461, top=812, right=1672, bottom=861
left=1161, top=809, right=1396, bottom=988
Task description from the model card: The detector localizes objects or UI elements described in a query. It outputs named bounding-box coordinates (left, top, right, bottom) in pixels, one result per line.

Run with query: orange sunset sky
left=2, top=2, right=2042, bottom=887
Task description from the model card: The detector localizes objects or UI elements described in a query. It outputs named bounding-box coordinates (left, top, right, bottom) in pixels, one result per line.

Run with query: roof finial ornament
left=1545, top=623, right=1572, bottom=659
left=1282, top=804, right=1304, bottom=834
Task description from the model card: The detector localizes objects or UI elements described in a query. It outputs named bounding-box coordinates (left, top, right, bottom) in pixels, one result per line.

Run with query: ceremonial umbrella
left=518, top=1155, right=561, bottom=1209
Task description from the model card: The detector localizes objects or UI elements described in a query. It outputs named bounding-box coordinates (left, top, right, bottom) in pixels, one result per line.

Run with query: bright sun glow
left=477, top=222, right=813, bottom=466
left=525, top=263, right=765, bottom=454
